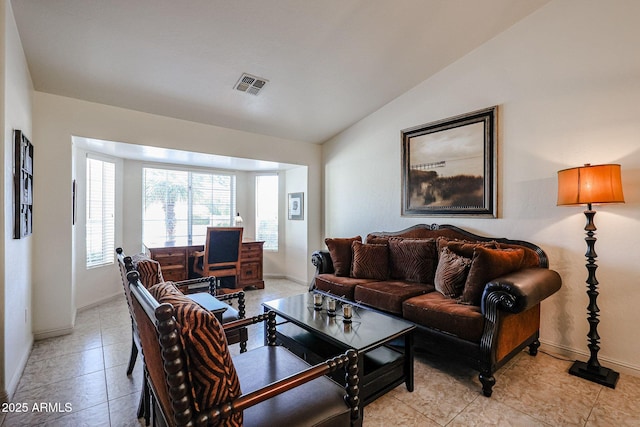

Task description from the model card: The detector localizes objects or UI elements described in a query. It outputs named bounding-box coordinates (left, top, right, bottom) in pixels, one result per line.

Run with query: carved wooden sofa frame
left=311, top=224, right=562, bottom=397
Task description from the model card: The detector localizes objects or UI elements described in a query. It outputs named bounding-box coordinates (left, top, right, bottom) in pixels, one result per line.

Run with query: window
left=143, top=167, right=236, bottom=242
left=256, top=174, right=278, bottom=250
left=86, top=157, right=115, bottom=268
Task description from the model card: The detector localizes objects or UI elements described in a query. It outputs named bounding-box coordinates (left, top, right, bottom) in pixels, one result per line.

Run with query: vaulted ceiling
left=11, top=0, right=549, bottom=144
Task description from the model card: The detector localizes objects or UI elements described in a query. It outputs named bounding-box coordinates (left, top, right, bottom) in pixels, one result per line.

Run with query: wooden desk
left=145, top=238, right=264, bottom=289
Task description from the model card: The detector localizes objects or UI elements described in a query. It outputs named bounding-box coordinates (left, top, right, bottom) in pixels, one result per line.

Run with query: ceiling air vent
left=234, top=73, right=268, bottom=96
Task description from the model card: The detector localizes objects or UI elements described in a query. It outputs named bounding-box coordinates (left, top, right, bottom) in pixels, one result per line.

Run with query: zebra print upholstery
left=131, top=253, right=164, bottom=288
left=149, top=282, right=243, bottom=425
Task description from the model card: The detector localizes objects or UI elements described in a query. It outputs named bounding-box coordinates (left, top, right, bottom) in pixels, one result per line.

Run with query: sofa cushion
left=131, top=253, right=165, bottom=289
left=388, top=238, right=437, bottom=284
left=402, top=292, right=484, bottom=342
left=461, top=246, right=525, bottom=306
left=434, top=246, right=472, bottom=298
left=351, top=241, right=389, bottom=281
left=325, top=236, right=361, bottom=276
left=354, top=281, right=432, bottom=315
left=149, top=282, right=242, bottom=422
left=314, top=274, right=378, bottom=301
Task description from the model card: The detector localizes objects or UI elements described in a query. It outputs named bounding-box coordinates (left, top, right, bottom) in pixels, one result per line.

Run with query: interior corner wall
left=322, top=0, right=640, bottom=376
left=32, top=91, right=322, bottom=336
left=2, top=0, right=34, bottom=399
left=285, top=166, right=309, bottom=285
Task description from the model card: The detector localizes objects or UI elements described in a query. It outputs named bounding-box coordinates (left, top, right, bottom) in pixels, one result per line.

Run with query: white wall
left=73, top=148, right=124, bottom=309
left=1, top=0, right=33, bottom=400
left=32, top=92, right=322, bottom=336
left=322, top=0, right=640, bottom=376
left=285, top=166, right=309, bottom=284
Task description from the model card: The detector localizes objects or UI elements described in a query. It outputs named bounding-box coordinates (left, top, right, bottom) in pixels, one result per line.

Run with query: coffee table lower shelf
left=275, top=321, right=408, bottom=406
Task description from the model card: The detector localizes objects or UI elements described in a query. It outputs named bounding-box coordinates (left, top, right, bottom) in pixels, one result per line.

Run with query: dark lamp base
left=569, top=360, right=619, bottom=388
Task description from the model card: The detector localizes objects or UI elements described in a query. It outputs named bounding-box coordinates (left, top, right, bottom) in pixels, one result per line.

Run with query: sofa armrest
left=481, top=268, right=562, bottom=315
left=311, top=250, right=334, bottom=275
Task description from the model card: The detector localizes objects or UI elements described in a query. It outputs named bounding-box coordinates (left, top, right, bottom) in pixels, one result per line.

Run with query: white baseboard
left=76, top=291, right=122, bottom=312
left=540, top=340, right=640, bottom=378
left=263, top=274, right=308, bottom=287
left=4, top=337, right=33, bottom=401
left=33, top=326, right=74, bottom=341
left=35, top=292, right=124, bottom=341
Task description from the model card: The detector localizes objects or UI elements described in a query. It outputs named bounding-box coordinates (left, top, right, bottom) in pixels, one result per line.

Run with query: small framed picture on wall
left=288, top=192, right=304, bottom=220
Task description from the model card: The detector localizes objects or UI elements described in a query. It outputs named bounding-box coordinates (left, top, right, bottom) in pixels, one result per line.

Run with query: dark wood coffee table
left=262, top=292, right=415, bottom=406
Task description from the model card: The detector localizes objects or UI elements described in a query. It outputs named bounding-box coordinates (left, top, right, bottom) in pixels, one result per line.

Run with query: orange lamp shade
left=557, top=164, right=625, bottom=206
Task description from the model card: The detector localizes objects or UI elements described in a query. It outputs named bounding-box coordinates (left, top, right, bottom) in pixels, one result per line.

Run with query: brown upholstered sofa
left=311, top=224, right=562, bottom=396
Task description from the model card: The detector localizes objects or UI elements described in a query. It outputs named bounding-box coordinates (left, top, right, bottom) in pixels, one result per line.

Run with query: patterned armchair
left=116, top=248, right=249, bottom=424
left=128, top=273, right=361, bottom=427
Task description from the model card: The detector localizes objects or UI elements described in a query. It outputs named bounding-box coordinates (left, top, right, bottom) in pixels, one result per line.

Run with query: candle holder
left=342, top=303, right=353, bottom=323
left=313, top=293, right=323, bottom=310
left=327, top=298, right=337, bottom=316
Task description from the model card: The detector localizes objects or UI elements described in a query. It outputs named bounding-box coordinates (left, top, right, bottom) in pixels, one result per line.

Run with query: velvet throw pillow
left=325, top=236, right=362, bottom=276
left=351, top=241, right=389, bottom=281
left=461, top=246, right=525, bottom=306
left=388, top=238, right=437, bottom=284
left=436, top=237, right=498, bottom=259
left=434, top=246, right=472, bottom=298
left=151, top=282, right=242, bottom=425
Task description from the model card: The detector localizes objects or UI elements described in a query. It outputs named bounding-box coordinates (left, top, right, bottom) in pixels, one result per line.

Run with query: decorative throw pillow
left=434, top=247, right=472, bottom=298
left=366, top=236, right=389, bottom=245
left=388, top=238, right=437, bottom=284
left=436, top=237, right=498, bottom=259
left=496, top=242, right=541, bottom=268
left=325, top=236, right=362, bottom=276
left=153, top=282, right=242, bottom=424
left=148, top=281, right=182, bottom=300
left=351, top=241, right=389, bottom=280
left=461, top=246, right=525, bottom=306
left=131, top=253, right=165, bottom=289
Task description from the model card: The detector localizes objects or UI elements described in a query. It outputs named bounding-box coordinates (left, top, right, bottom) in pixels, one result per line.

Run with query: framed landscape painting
left=401, top=106, right=497, bottom=217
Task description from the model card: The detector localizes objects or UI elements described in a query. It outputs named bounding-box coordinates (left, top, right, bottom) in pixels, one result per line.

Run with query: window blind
left=256, top=174, right=278, bottom=250
left=86, top=157, right=116, bottom=268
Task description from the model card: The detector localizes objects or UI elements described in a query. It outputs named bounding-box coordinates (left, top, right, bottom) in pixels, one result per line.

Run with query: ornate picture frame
left=401, top=106, right=497, bottom=217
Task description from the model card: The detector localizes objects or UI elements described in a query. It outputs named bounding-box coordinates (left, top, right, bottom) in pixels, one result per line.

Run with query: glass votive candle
left=313, top=293, right=323, bottom=310
left=342, top=303, right=353, bottom=322
left=327, top=298, right=337, bottom=316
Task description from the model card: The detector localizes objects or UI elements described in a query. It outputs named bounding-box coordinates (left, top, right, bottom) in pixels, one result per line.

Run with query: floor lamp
left=557, top=163, right=624, bottom=388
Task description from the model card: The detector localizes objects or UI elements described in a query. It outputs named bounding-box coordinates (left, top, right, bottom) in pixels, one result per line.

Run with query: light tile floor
left=3, top=278, right=639, bottom=426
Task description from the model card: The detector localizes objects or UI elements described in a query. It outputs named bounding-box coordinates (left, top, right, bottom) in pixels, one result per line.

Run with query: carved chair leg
left=529, top=339, right=540, bottom=356
left=479, top=372, right=495, bottom=397
left=138, top=372, right=151, bottom=426
left=127, top=335, right=138, bottom=376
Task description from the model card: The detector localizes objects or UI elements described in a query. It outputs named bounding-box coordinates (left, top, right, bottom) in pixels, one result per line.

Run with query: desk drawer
left=241, top=242, right=263, bottom=260
left=162, top=266, right=186, bottom=282
left=240, top=261, right=261, bottom=281
left=154, top=254, right=185, bottom=267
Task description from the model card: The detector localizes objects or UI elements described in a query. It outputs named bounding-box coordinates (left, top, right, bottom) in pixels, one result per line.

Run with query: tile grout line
left=99, top=303, right=115, bottom=427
